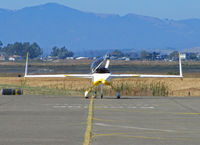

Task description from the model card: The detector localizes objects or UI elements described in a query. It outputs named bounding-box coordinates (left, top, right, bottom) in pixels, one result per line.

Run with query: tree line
left=110, top=49, right=199, bottom=61
left=140, top=50, right=199, bottom=61
left=50, top=46, right=73, bottom=59
left=0, top=41, right=74, bottom=59
left=0, top=40, right=199, bottom=60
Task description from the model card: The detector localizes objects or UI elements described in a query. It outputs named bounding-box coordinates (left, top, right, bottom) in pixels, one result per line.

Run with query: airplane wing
left=25, top=74, right=92, bottom=78
left=24, top=53, right=92, bottom=78
left=111, top=53, right=184, bottom=79
left=110, top=74, right=182, bottom=78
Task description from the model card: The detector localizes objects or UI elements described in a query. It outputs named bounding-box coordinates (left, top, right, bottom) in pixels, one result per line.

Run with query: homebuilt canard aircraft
left=24, top=53, right=184, bottom=99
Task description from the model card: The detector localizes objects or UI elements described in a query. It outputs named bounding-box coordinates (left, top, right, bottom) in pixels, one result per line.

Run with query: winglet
left=179, top=53, right=183, bottom=77
left=24, top=52, right=29, bottom=77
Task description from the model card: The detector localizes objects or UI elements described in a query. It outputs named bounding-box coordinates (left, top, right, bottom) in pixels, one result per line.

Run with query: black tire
left=94, top=92, right=97, bottom=98
left=116, top=92, right=120, bottom=99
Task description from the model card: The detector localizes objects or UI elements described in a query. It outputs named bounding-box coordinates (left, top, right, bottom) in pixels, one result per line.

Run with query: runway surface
left=0, top=95, right=200, bottom=145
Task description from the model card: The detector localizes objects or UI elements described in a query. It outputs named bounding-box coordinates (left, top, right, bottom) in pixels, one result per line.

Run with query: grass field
left=0, top=60, right=199, bottom=97
left=0, top=77, right=199, bottom=97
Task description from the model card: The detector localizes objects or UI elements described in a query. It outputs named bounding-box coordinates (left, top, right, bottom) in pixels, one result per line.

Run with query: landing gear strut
left=100, top=84, right=103, bottom=99
left=85, top=83, right=120, bottom=99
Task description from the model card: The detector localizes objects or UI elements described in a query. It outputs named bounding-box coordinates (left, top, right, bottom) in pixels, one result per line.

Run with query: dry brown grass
left=113, top=78, right=200, bottom=97
left=0, top=77, right=199, bottom=97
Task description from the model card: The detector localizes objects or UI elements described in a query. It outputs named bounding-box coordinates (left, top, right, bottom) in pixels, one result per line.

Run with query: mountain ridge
left=0, top=3, right=200, bottom=55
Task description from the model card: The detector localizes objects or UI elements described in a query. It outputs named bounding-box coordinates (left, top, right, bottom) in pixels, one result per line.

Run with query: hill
left=0, top=3, right=200, bottom=55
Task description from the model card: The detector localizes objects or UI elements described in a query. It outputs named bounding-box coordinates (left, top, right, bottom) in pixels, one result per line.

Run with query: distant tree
left=124, top=52, right=138, bottom=60
left=51, top=46, right=74, bottom=59
left=133, top=52, right=139, bottom=59
left=140, top=50, right=160, bottom=60
left=1, top=42, right=42, bottom=59
left=111, top=49, right=124, bottom=58
left=140, top=50, right=149, bottom=60
left=0, top=41, right=3, bottom=50
left=186, top=53, right=198, bottom=60
left=131, top=52, right=138, bottom=60
left=168, top=51, right=179, bottom=60
left=151, top=52, right=160, bottom=60
left=28, top=42, right=43, bottom=59
left=51, top=47, right=59, bottom=57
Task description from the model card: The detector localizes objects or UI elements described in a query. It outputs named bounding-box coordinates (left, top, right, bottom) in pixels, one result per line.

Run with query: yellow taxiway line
left=83, top=96, right=94, bottom=145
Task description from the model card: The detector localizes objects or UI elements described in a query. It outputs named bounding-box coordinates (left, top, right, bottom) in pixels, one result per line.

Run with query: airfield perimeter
left=0, top=95, right=200, bottom=145
left=0, top=60, right=200, bottom=144
left=0, top=60, right=200, bottom=96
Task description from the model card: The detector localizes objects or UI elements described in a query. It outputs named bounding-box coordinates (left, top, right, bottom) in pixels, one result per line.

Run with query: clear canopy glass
left=90, top=57, right=104, bottom=72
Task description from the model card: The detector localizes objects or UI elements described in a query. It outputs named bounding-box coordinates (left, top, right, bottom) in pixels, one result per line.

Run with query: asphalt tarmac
left=0, top=95, right=200, bottom=145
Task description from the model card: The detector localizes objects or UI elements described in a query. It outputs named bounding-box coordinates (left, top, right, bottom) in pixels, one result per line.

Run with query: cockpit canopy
left=91, top=57, right=104, bottom=73
left=91, top=57, right=110, bottom=73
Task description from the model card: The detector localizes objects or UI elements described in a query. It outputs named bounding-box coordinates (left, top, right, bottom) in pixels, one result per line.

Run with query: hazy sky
left=0, top=0, right=200, bottom=20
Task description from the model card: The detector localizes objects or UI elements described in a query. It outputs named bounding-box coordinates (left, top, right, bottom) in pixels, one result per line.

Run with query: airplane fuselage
left=92, top=73, right=111, bottom=86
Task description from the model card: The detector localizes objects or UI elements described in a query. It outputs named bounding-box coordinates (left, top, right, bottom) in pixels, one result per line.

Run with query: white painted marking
left=68, top=106, right=81, bottom=109
left=109, top=106, right=124, bottom=109
left=95, top=123, right=175, bottom=132
left=127, top=106, right=137, bottom=109
left=95, top=106, right=154, bottom=109
left=71, top=104, right=82, bottom=106
left=50, top=104, right=155, bottom=110
left=140, top=106, right=155, bottom=109
left=45, top=104, right=68, bottom=106
left=53, top=106, right=66, bottom=108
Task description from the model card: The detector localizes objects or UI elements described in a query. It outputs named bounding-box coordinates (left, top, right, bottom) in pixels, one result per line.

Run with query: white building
left=9, top=57, right=15, bottom=61
left=76, top=57, right=89, bottom=60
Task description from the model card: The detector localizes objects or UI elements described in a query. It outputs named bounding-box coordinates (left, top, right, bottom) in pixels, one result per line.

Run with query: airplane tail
left=24, top=52, right=29, bottom=77
left=179, top=53, right=184, bottom=77
left=105, top=58, right=110, bottom=68
left=104, top=53, right=110, bottom=68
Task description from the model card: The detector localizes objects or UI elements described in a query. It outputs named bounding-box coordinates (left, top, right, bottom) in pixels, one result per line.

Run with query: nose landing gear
left=85, top=84, right=121, bottom=99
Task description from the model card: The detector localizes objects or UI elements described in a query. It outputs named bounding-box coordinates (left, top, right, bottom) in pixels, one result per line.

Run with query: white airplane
left=24, top=53, right=183, bottom=99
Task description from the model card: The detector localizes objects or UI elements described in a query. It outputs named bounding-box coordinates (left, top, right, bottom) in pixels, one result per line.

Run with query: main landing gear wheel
left=85, top=91, right=89, bottom=99
left=117, top=92, right=120, bottom=99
